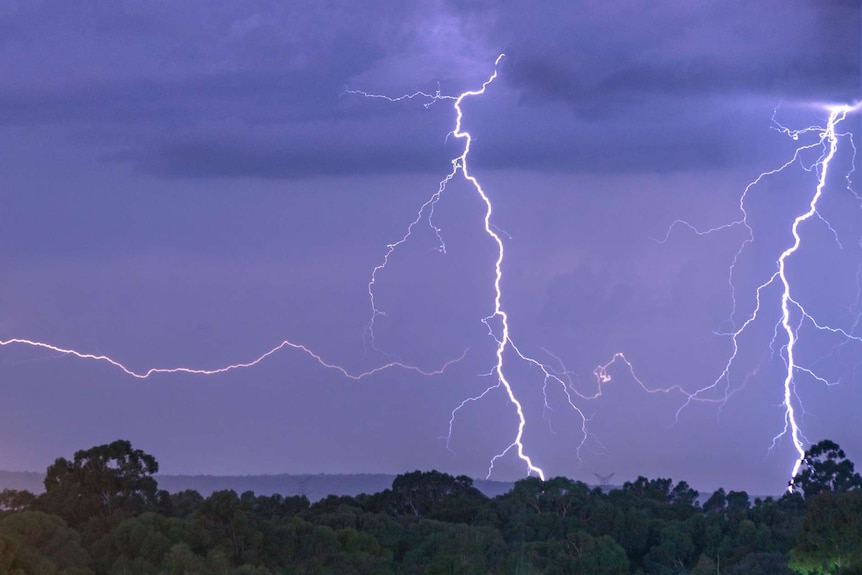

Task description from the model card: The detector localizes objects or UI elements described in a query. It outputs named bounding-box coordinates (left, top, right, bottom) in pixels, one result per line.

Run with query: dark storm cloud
left=0, top=0, right=857, bottom=177
left=0, top=2, right=393, bottom=114
left=0, top=71, right=353, bottom=125
left=138, top=131, right=451, bottom=179
left=479, top=0, right=861, bottom=174
left=0, top=0, right=489, bottom=177
left=503, top=1, right=860, bottom=107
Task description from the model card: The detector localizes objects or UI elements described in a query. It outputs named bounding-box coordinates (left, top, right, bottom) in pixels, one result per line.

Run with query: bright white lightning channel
left=665, top=102, right=861, bottom=491
left=348, top=56, right=728, bottom=480
left=348, top=55, right=544, bottom=479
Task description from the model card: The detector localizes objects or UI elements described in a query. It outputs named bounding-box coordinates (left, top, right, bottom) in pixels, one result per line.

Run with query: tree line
left=1, top=438, right=860, bottom=574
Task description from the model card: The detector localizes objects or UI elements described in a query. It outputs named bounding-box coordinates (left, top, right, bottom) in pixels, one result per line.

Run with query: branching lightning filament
left=349, top=56, right=740, bottom=480
left=663, top=103, right=861, bottom=490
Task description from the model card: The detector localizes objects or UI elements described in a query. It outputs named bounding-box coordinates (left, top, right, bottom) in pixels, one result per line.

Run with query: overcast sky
left=1, top=0, right=860, bottom=495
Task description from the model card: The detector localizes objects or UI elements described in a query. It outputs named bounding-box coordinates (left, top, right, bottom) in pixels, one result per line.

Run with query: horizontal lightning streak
left=1, top=87, right=475, bottom=386
left=0, top=337, right=467, bottom=380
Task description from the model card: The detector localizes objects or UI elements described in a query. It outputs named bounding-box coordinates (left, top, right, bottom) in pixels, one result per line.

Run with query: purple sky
left=1, top=0, right=860, bottom=495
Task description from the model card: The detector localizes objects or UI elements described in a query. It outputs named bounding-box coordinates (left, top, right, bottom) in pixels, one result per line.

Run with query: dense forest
left=1, top=439, right=860, bottom=575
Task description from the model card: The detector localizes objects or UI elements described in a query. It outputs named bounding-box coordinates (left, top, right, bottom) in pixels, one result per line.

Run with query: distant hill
left=0, top=470, right=514, bottom=502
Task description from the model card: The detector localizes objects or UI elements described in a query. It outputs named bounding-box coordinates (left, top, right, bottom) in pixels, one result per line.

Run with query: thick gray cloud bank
left=0, top=1, right=860, bottom=494
left=0, top=1, right=857, bottom=177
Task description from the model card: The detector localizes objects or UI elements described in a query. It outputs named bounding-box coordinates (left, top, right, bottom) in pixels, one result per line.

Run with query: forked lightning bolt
left=349, top=55, right=544, bottom=479
left=349, top=56, right=727, bottom=480
left=8, top=57, right=852, bottom=489
left=664, top=102, right=861, bottom=491
left=1, top=150, right=475, bottom=382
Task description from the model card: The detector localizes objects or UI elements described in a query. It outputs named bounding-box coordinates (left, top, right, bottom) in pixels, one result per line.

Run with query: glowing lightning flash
left=350, top=57, right=749, bottom=480
left=455, top=58, right=547, bottom=480
left=349, top=55, right=544, bottom=479
left=780, top=103, right=861, bottom=487
left=665, top=102, right=861, bottom=491
left=8, top=54, right=854, bottom=490
left=0, top=336, right=466, bottom=380
left=0, top=108, right=475, bottom=389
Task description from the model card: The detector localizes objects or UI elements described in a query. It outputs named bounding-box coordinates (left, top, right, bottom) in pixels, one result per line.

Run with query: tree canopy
left=792, top=439, right=862, bottom=497
left=37, top=439, right=167, bottom=536
left=1, top=438, right=859, bottom=574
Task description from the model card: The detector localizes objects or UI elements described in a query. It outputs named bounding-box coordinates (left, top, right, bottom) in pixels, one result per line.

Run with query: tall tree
left=792, top=440, right=862, bottom=497
left=38, top=440, right=165, bottom=532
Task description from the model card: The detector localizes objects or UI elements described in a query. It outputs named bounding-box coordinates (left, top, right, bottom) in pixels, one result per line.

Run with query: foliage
left=7, top=438, right=861, bottom=574
left=38, top=440, right=167, bottom=535
left=0, top=510, right=93, bottom=574
left=0, top=489, right=37, bottom=512
left=792, top=440, right=862, bottom=497
left=368, top=470, right=488, bottom=522
left=790, top=490, right=862, bottom=575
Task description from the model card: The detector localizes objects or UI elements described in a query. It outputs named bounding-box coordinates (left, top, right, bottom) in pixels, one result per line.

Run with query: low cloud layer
left=0, top=0, right=857, bottom=178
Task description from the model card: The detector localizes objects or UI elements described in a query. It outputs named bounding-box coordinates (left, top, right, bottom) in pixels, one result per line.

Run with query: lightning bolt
left=0, top=104, right=475, bottom=387
left=349, top=56, right=737, bottom=480
left=0, top=337, right=466, bottom=380
left=663, top=102, right=861, bottom=491
left=11, top=57, right=854, bottom=489
left=349, top=55, right=544, bottom=479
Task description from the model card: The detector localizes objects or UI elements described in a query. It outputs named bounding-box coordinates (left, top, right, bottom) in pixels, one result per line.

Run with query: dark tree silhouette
left=792, top=440, right=862, bottom=497
left=38, top=439, right=166, bottom=532
left=373, top=470, right=487, bottom=519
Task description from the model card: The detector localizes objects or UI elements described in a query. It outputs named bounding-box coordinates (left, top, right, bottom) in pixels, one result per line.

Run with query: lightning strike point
left=351, top=55, right=550, bottom=480
left=663, top=102, right=860, bottom=492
